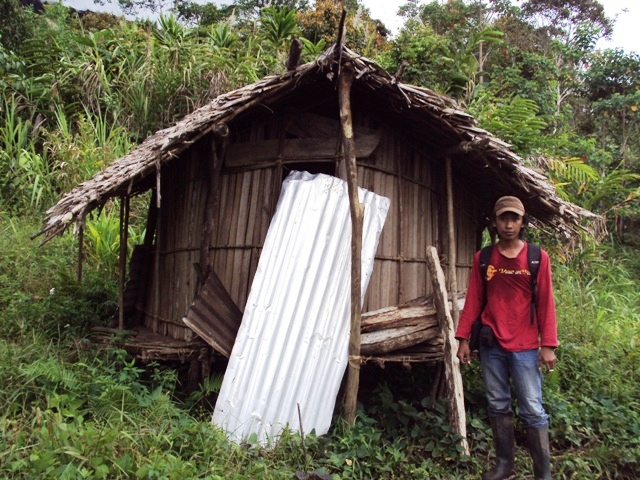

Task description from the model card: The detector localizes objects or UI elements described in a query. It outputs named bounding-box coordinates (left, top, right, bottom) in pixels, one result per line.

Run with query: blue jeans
left=480, top=343, right=549, bottom=428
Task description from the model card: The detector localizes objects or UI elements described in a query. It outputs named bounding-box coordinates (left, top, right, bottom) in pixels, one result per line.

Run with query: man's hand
left=457, top=339, right=472, bottom=365
left=539, top=346, right=557, bottom=373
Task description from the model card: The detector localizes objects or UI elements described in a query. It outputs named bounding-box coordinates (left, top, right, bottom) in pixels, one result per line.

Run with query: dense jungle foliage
left=1, top=0, right=639, bottom=478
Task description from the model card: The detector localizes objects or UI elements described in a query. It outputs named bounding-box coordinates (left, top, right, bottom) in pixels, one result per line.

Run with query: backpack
left=479, top=243, right=541, bottom=326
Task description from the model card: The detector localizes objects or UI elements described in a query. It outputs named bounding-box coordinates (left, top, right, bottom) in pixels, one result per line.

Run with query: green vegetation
left=1, top=0, right=639, bottom=478
left=1, top=215, right=638, bottom=478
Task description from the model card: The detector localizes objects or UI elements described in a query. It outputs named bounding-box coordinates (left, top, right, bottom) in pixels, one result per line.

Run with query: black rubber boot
left=526, top=425, right=552, bottom=479
left=482, top=415, right=515, bottom=480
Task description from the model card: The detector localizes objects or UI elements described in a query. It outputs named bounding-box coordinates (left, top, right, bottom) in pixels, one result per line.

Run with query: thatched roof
left=34, top=44, right=598, bottom=243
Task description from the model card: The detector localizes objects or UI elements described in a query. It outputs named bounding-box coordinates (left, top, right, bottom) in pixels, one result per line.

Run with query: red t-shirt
left=455, top=242, right=558, bottom=352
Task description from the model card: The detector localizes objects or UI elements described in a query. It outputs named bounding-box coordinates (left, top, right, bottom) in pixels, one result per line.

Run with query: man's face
left=493, top=211, right=524, bottom=240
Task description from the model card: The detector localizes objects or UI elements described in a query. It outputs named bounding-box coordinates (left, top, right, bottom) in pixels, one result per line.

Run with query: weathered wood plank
left=361, top=323, right=440, bottom=355
left=426, top=246, right=469, bottom=456
left=225, top=134, right=381, bottom=168
left=361, top=295, right=465, bottom=332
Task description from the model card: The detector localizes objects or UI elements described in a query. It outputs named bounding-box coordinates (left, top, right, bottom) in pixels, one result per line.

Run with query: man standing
left=456, top=196, right=557, bottom=480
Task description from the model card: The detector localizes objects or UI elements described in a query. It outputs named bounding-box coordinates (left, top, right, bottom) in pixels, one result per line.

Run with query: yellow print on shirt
left=486, top=265, right=497, bottom=281
left=486, top=265, right=530, bottom=281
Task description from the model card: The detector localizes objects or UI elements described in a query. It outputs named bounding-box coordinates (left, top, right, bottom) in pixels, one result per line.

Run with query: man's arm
left=455, top=250, right=484, bottom=365
left=455, top=251, right=485, bottom=339
left=536, top=250, right=558, bottom=348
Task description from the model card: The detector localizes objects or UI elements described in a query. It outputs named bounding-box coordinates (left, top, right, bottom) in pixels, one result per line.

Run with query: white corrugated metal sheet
left=212, top=171, right=390, bottom=445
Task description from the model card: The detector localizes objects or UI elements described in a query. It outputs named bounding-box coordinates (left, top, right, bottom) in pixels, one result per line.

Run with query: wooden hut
left=34, top=44, right=594, bottom=383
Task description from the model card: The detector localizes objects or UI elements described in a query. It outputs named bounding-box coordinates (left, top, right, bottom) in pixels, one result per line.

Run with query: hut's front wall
left=141, top=107, right=479, bottom=339
left=211, top=168, right=277, bottom=309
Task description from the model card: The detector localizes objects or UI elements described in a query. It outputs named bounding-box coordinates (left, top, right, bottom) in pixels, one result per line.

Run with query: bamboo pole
left=339, top=61, right=363, bottom=425
left=426, top=246, right=469, bottom=455
left=445, top=157, right=460, bottom=327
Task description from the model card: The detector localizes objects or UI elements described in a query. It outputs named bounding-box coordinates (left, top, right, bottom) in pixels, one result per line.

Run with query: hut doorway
left=281, top=161, right=336, bottom=180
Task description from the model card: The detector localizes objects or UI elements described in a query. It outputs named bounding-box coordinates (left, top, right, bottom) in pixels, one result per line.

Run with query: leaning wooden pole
left=339, top=61, right=364, bottom=425
left=445, top=157, right=460, bottom=327
left=426, top=246, right=470, bottom=455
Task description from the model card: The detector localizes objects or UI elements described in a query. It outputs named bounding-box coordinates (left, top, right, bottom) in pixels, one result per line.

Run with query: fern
left=475, top=96, right=547, bottom=154
left=91, top=384, right=141, bottom=422
left=542, top=156, right=600, bottom=200
left=186, top=373, right=224, bottom=409
left=20, top=356, right=80, bottom=392
left=582, top=169, right=640, bottom=212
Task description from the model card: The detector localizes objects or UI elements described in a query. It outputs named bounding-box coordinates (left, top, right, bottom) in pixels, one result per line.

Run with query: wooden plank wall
left=143, top=141, right=209, bottom=340
left=141, top=111, right=479, bottom=340
left=211, top=168, right=276, bottom=310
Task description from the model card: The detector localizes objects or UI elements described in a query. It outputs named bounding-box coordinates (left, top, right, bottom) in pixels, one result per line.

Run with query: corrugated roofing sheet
left=212, top=171, right=390, bottom=445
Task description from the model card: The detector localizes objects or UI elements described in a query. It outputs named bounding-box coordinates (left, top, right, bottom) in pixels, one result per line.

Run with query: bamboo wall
left=140, top=109, right=479, bottom=340
left=142, top=141, right=208, bottom=340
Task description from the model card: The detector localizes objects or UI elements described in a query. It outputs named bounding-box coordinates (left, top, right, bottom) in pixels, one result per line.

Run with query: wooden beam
left=224, top=135, right=381, bottom=168
left=361, top=294, right=465, bottom=332
left=339, top=61, right=363, bottom=425
left=425, top=246, right=470, bottom=456
left=361, top=323, right=440, bottom=355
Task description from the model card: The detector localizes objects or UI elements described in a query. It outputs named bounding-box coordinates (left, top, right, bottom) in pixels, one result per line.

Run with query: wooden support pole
left=118, top=195, right=130, bottom=331
left=152, top=163, right=162, bottom=334
left=426, top=246, right=470, bottom=456
left=339, top=61, right=364, bottom=425
left=77, top=224, right=84, bottom=283
left=445, top=157, right=460, bottom=327
left=144, top=189, right=158, bottom=249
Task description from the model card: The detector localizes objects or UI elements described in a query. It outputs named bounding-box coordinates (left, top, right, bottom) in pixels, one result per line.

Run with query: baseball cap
left=494, top=196, right=525, bottom=216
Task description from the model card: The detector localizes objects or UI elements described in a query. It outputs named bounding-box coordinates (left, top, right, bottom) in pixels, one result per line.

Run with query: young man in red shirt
left=456, top=196, right=557, bottom=480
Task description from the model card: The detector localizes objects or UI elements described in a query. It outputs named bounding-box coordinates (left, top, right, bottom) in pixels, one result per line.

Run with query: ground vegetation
left=1, top=1, right=638, bottom=478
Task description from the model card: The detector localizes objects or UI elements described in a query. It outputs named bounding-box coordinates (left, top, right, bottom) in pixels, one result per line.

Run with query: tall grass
left=545, top=243, right=640, bottom=478
left=0, top=97, right=52, bottom=211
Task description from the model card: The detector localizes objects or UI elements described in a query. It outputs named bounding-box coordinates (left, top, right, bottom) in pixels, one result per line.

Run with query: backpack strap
left=479, top=245, right=494, bottom=282
left=527, top=243, right=541, bottom=326
left=478, top=245, right=494, bottom=316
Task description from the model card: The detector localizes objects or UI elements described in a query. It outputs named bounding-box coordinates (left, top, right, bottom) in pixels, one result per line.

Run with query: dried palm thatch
left=33, top=44, right=599, bottom=243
